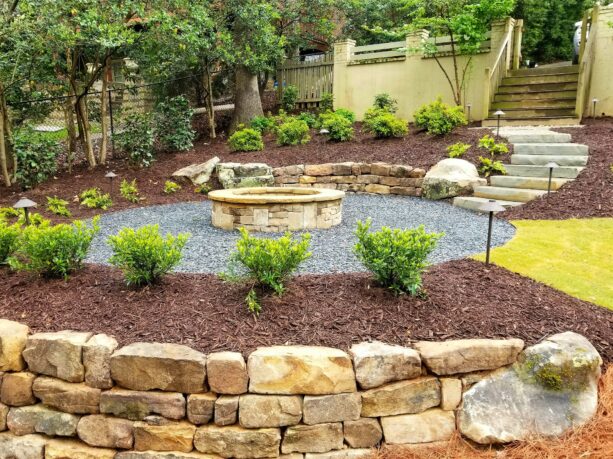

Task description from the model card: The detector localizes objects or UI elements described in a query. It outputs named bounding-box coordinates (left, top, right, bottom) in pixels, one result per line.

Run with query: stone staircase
left=454, top=129, right=588, bottom=212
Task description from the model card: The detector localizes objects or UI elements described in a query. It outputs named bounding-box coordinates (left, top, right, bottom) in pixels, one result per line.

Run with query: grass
left=474, top=218, right=613, bottom=310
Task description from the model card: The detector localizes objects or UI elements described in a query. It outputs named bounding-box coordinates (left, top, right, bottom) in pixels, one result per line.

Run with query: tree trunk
left=0, top=96, right=10, bottom=187
left=64, top=96, right=77, bottom=174
left=204, top=64, right=216, bottom=139
left=76, top=94, right=96, bottom=168
left=99, top=57, right=110, bottom=165
left=230, top=65, right=263, bottom=132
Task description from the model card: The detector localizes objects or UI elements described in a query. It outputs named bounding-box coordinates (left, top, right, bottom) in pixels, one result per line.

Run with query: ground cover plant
left=478, top=156, right=506, bottom=177
left=45, top=196, right=71, bottom=217
left=414, top=97, right=467, bottom=135
left=79, top=188, right=113, bottom=210
left=228, top=127, right=264, bottom=152
left=120, top=179, right=140, bottom=203
left=447, top=142, right=471, bottom=158
left=164, top=181, right=181, bottom=194
left=479, top=134, right=509, bottom=156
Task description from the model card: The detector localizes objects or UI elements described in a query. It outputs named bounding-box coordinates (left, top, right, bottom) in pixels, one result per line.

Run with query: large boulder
left=422, top=158, right=486, bottom=200
left=459, top=332, right=602, bottom=444
left=217, top=163, right=274, bottom=189
left=172, top=156, right=220, bottom=186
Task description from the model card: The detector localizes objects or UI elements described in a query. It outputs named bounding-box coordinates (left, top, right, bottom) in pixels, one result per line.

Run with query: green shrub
left=120, top=179, right=140, bottom=203
left=0, top=222, right=20, bottom=264
left=18, top=213, right=48, bottom=227
left=154, top=95, right=195, bottom=152
left=195, top=184, right=211, bottom=195
left=354, top=219, right=443, bottom=296
left=478, top=135, right=509, bottom=155
left=228, top=127, right=264, bottom=152
left=478, top=157, right=507, bottom=177
left=297, top=112, right=318, bottom=128
left=108, top=224, right=190, bottom=286
left=114, top=113, right=155, bottom=167
left=0, top=207, right=21, bottom=224
left=9, top=217, right=100, bottom=278
left=320, top=92, right=334, bottom=112
left=79, top=188, right=113, bottom=210
left=222, top=228, right=312, bottom=315
left=373, top=93, right=398, bottom=113
left=164, top=181, right=182, bottom=194
left=276, top=119, right=311, bottom=146
left=319, top=112, right=354, bottom=142
left=250, top=115, right=275, bottom=134
left=281, top=85, right=299, bottom=112
left=333, top=108, right=356, bottom=123
left=414, top=97, right=467, bottom=135
left=363, top=109, right=408, bottom=138
left=46, top=196, right=71, bottom=217
left=12, top=128, right=60, bottom=189
left=447, top=142, right=471, bottom=158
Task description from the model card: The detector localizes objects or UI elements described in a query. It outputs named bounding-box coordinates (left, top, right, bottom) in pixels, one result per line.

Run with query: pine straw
left=374, top=364, right=613, bottom=459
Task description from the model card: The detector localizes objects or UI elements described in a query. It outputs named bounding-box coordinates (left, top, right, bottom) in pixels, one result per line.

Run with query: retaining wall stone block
left=380, top=408, right=455, bottom=444
left=343, top=418, right=383, bottom=448
left=206, top=352, right=248, bottom=395
left=7, top=404, right=79, bottom=437
left=239, top=394, right=302, bottom=428
left=32, top=377, right=100, bottom=414
left=302, top=393, right=360, bottom=425
left=0, top=320, right=29, bottom=372
left=0, top=432, right=46, bottom=459
left=134, top=419, right=196, bottom=453
left=360, top=377, right=440, bottom=417
left=186, top=393, right=216, bottom=425
left=1, top=372, right=36, bottom=406
left=281, top=423, right=343, bottom=454
left=77, top=414, right=134, bottom=449
left=99, top=389, right=185, bottom=421
left=83, top=334, right=118, bottom=390
left=194, top=425, right=281, bottom=458
left=45, top=438, right=116, bottom=459
left=214, top=395, right=238, bottom=426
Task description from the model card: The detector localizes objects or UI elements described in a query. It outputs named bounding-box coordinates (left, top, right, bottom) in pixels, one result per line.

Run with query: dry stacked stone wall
left=273, top=163, right=426, bottom=196
left=0, top=319, right=601, bottom=459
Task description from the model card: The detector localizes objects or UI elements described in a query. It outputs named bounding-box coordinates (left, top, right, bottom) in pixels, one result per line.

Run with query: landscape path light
left=544, top=161, right=559, bottom=196
left=105, top=171, right=117, bottom=196
left=466, top=103, right=472, bottom=123
left=592, top=98, right=599, bottom=118
left=494, top=110, right=505, bottom=140
left=476, top=199, right=506, bottom=267
left=13, top=197, right=37, bottom=226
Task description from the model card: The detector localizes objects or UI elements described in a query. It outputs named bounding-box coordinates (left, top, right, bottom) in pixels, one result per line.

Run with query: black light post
left=105, top=171, right=117, bottom=196
left=13, top=198, right=37, bottom=226
left=544, top=161, right=559, bottom=196
left=477, top=199, right=507, bottom=266
left=494, top=110, right=505, bottom=140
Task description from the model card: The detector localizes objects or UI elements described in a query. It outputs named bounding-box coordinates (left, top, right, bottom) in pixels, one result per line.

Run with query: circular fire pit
left=209, top=187, right=345, bottom=232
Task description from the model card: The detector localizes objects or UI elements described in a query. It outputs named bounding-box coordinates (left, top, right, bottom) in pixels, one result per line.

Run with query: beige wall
left=587, top=4, right=613, bottom=117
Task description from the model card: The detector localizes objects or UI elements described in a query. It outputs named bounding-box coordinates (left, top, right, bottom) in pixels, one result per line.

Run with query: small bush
left=363, top=109, right=408, bottom=138
left=46, top=196, right=71, bottom=217
left=281, top=85, right=299, bottom=112
left=319, top=112, right=354, bottom=142
left=373, top=93, right=398, bottom=113
left=9, top=217, right=100, bottom=278
left=222, top=228, right=312, bottom=315
left=12, top=128, right=60, bottom=189
left=120, top=179, right=140, bottom=203
left=164, top=181, right=182, bottom=194
left=154, top=95, right=195, bottom=152
left=0, top=222, right=20, bottom=264
left=478, top=135, right=509, bottom=155
left=228, top=127, right=264, bottom=152
left=354, top=219, right=443, bottom=296
left=195, top=184, right=211, bottom=195
left=478, top=156, right=507, bottom=177
left=414, top=97, right=467, bottom=135
left=108, top=225, right=190, bottom=286
left=250, top=115, right=275, bottom=134
left=18, top=212, right=48, bottom=227
left=447, top=142, right=471, bottom=158
left=297, top=112, right=318, bottom=128
left=333, top=108, right=356, bottom=123
left=0, top=207, right=21, bottom=224
left=79, top=188, right=113, bottom=210
left=319, top=92, right=334, bottom=112
left=114, top=113, right=155, bottom=167
left=276, top=119, right=311, bottom=146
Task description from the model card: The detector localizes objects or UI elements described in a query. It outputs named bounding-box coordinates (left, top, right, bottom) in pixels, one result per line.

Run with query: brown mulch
left=2, top=259, right=611, bottom=362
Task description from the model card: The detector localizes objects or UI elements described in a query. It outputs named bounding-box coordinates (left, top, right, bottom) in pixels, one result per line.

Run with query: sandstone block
left=207, top=352, right=248, bottom=395
left=299, top=176, right=317, bottom=184
left=32, top=377, right=100, bottom=414
left=7, top=404, right=79, bottom=436
left=343, top=418, right=382, bottom=448
left=116, top=452, right=220, bottom=459
left=1, top=372, right=36, bottom=406
left=364, top=184, right=390, bottom=194
left=409, top=168, right=426, bottom=178
left=390, top=186, right=417, bottom=196
left=100, top=389, right=185, bottom=421
left=248, top=346, right=356, bottom=395
left=331, top=163, right=354, bottom=175
left=239, top=395, right=302, bottom=428
left=0, top=320, right=29, bottom=371
left=45, top=438, right=116, bottom=459
left=349, top=341, right=421, bottom=390
left=370, top=163, right=391, bottom=176
left=381, top=409, right=455, bottom=444
left=134, top=419, right=196, bottom=453
left=302, top=393, right=360, bottom=425
left=356, top=175, right=379, bottom=184
left=0, top=432, right=45, bottom=459
left=440, top=378, right=462, bottom=411
left=214, top=396, right=238, bottom=426
left=274, top=165, right=305, bottom=177
left=304, top=450, right=372, bottom=459
left=282, top=423, right=343, bottom=454
left=390, top=165, right=414, bottom=178
left=194, top=425, right=281, bottom=458
left=0, top=403, right=7, bottom=430
left=110, top=343, right=207, bottom=394
left=414, top=338, right=524, bottom=375
left=83, top=334, right=118, bottom=389
left=23, top=331, right=92, bottom=383
left=360, top=377, right=440, bottom=417
left=77, top=414, right=134, bottom=449
left=172, top=157, right=220, bottom=186
left=186, top=393, right=216, bottom=425
left=304, top=164, right=333, bottom=176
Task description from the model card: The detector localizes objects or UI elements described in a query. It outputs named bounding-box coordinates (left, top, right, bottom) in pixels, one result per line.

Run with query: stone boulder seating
left=171, top=156, right=220, bottom=186
left=217, top=163, right=274, bottom=189
left=422, top=158, right=487, bottom=200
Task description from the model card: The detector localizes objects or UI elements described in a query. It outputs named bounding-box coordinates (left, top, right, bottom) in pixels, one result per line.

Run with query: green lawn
left=473, top=218, right=613, bottom=310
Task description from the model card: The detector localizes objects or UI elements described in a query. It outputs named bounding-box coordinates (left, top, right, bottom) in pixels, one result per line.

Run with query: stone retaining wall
left=273, top=163, right=426, bottom=196
left=0, top=319, right=602, bottom=459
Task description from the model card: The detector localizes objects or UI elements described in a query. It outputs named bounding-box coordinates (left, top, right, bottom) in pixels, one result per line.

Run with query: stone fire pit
left=209, top=187, right=345, bottom=232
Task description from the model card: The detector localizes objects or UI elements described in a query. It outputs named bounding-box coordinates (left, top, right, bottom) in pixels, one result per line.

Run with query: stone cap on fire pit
left=208, top=187, right=345, bottom=205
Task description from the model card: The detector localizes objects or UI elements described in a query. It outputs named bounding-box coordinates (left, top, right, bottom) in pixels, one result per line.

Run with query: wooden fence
left=276, top=53, right=334, bottom=107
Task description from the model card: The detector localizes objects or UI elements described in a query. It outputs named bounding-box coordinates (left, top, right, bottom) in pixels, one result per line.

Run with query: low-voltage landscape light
left=13, top=197, right=37, bottom=226
left=494, top=110, right=505, bottom=140
left=544, top=162, right=559, bottom=196
left=477, top=199, right=507, bottom=266
left=105, top=171, right=118, bottom=196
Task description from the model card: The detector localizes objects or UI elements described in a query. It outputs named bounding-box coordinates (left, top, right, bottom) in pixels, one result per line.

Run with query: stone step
left=502, top=164, right=584, bottom=178
left=494, top=90, right=577, bottom=102
left=510, top=65, right=579, bottom=77
left=497, top=82, right=578, bottom=93
left=452, top=196, right=524, bottom=212
left=502, top=73, right=579, bottom=86
left=488, top=108, right=576, bottom=118
left=491, top=99, right=576, bottom=110
left=511, top=154, right=589, bottom=166
left=474, top=186, right=547, bottom=203
left=498, top=130, right=572, bottom=144
left=482, top=117, right=581, bottom=127
left=490, top=175, right=571, bottom=191
left=513, top=143, right=589, bottom=156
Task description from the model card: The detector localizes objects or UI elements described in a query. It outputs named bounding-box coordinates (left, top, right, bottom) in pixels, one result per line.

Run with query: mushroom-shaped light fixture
left=494, top=110, right=505, bottom=140
left=105, top=171, right=118, bottom=196
left=13, top=197, right=37, bottom=226
left=476, top=199, right=507, bottom=266
left=544, top=162, right=559, bottom=196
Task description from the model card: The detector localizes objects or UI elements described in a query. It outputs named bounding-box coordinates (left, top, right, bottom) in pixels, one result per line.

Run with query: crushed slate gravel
left=86, top=194, right=516, bottom=274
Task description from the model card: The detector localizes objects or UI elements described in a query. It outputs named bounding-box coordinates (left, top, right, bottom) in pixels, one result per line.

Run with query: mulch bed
left=2, top=259, right=610, bottom=362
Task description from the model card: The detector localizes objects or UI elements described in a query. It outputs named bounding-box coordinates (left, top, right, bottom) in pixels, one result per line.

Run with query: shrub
left=333, top=108, right=356, bottom=123
left=228, top=127, right=264, bottom=152
left=114, top=113, right=155, bottom=167
left=154, top=95, right=195, bottom=152
left=373, top=93, right=398, bottom=113
left=223, top=228, right=312, bottom=315
left=297, top=112, right=318, bottom=128
left=79, top=188, right=113, bottom=210
left=478, top=156, right=507, bottom=177
left=0, top=222, right=20, bottom=264
left=363, top=109, right=408, bottom=138
left=276, top=119, right=311, bottom=146
left=12, top=128, right=60, bottom=189
left=250, top=115, right=275, bottom=134
left=320, top=92, right=334, bottom=112
left=18, top=213, right=48, bottom=227
left=447, top=142, right=471, bottom=158
left=281, top=85, right=299, bottom=112
left=120, top=179, right=140, bottom=203
left=195, top=184, right=211, bottom=195
left=164, top=181, right=182, bottom=194
left=108, top=224, right=190, bottom=286
left=9, top=217, right=100, bottom=278
left=478, top=135, right=509, bottom=155
left=319, top=112, right=354, bottom=142
left=46, top=196, right=71, bottom=217
left=0, top=207, right=21, bottom=224
left=354, top=219, right=443, bottom=296
left=414, top=97, right=467, bottom=135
